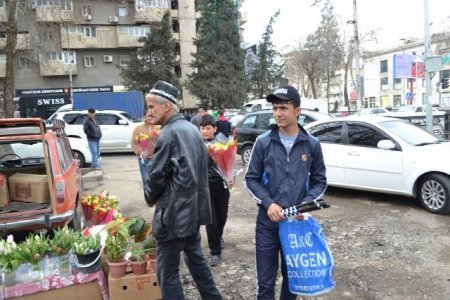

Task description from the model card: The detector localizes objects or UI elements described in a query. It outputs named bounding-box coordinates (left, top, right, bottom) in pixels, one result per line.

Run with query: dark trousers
left=206, top=183, right=230, bottom=255
left=156, top=229, right=222, bottom=300
left=255, top=208, right=297, bottom=300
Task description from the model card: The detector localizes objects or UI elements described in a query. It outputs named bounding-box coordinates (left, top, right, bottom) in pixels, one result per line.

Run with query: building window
left=393, top=95, right=401, bottom=107
left=117, top=6, right=128, bottom=16
left=34, top=0, right=73, bottom=10
left=84, top=56, right=95, bottom=67
left=40, top=31, right=54, bottom=41
left=380, top=78, right=388, bottom=90
left=0, top=54, right=6, bottom=62
left=394, top=78, right=402, bottom=90
left=117, top=26, right=150, bottom=37
left=380, top=60, right=388, bottom=73
left=150, top=0, right=169, bottom=9
left=81, top=4, right=91, bottom=16
left=68, top=26, right=96, bottom=37
left=19, top=57, right=32, bottom=69
left=119, top=55, right=130, bottom=66
left=0, top=0, right=4, bottom=7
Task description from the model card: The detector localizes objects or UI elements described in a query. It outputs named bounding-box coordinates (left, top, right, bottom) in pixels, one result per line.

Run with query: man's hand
left=267, top=203, right=284, bottom=222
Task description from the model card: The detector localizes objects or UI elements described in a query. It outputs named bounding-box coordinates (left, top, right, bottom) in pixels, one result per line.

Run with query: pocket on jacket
left=152, top=207, right=169, bottom=240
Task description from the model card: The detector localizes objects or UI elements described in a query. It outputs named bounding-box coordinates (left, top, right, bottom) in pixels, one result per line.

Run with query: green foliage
left=14, top=233, right=49, bottom=267
left=120, top=12, right=180, bottom=93
left=103, top=218, right=135, bottom=262
left=50, top=225, right=77, bottom=256
left=0, top=235, right=20, bottom=272
left=72, top=233, right=101, bottom=255
left=187, top=0, right=247, bottom=109
left=247, top=11, right=285, bottom=99
left=128, top=242, right=146, bottom=262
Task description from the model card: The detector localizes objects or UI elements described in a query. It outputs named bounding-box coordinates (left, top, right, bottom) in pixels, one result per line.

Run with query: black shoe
left=220, top=237, right=224, bottom=249
left=210, top=255, right=221, bottom=266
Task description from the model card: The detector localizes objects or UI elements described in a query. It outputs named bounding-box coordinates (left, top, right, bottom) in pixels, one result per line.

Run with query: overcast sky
left=240, top=0, right=450, bottom=52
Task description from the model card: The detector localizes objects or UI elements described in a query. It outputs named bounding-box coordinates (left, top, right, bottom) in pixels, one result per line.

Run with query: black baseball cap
left=266, top=85, right=301, bottom=107
left=88, top=108, right=96, bottom=113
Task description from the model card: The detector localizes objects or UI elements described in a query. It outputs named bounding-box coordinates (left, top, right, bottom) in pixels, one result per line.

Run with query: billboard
left=393, top=54, right=425, bottom=79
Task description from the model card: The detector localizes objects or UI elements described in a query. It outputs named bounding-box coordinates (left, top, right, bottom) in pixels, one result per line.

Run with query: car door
left=343, top=122, right=403, bottom=190
left=96, top=113, right=130, bottom=152
left=307, top=121, right=345, bottom=185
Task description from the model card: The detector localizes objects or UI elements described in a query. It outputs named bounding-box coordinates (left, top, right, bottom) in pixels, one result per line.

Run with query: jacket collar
left=162, top=113, right=184, bottom=128
left=269, top=123, right=310, bottom=142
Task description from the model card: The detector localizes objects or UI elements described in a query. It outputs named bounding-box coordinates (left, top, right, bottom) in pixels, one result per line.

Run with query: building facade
left=0, top=0, right=247, bottom=110
left=361, top=34, right=450, bottom=109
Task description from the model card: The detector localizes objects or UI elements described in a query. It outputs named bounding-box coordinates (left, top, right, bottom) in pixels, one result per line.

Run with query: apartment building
left=0, top=0, right=247, bottom=110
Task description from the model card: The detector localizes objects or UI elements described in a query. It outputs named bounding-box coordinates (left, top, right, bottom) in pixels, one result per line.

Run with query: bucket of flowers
left=48, top=226, right=77, bottom=277
left=72, top=232, right=102, bottom=274
left=14, top=233, right=49, bottom=283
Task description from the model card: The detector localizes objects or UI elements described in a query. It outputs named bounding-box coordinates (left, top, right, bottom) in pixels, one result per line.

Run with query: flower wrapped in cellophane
left=81, top=191, right=123, bottom=225
left=206, top=134, right=237, bottom=182
left=136, top=129, right=160, bottom=161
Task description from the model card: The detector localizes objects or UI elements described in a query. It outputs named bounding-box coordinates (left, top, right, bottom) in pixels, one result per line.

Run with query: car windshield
left=0, top=141, right=46, bottom=168
left=119, top=112, right=142, bottom=123
left=379, top=120, right=441, bottom=145
left=239, top=104, right=253, bottom=115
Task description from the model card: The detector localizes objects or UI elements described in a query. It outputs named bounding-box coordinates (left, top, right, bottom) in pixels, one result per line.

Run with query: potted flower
left=0, top=235, right=20, bottom=286
left=128, top=242, right=148, bottom=275
left=103, top=218, right=135, bottom=278
left=72, top=233, right=102, bottom=273
left=142, top=234, right=157, bottom=272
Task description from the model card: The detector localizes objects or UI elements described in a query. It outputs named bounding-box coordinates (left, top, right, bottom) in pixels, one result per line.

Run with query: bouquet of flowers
left=136, top=129, right=160, bottom=161
left=206, top=134, right=237, bottom=182
left=0, top=235, right=20, bottom=273
left=81, top=191, right=122, bottom=225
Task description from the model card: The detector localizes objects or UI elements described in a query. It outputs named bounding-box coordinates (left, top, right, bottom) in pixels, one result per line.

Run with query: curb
left=81, top=168, right=103, bottom=183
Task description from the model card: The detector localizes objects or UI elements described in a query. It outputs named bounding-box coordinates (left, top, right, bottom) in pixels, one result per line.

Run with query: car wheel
left=241, top=145, right=253, bottom=165
left=418, top=174, right=450, bottom=214
left=73, top=150, right=85, bottom=168
left=69, top=194, right=86, bottom=231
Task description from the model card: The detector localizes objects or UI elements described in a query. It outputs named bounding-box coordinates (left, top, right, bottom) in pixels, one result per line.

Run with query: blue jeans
left=138, top=158, right=152, bottom=186
left=88, top=140, right=100, bottom=169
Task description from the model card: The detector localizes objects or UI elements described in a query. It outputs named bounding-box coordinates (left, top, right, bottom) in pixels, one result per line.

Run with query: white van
left=230, top=99, right=273, bottom=127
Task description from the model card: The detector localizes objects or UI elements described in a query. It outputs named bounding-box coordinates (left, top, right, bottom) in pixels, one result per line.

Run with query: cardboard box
left=109, top=272, right=161, bottom=300
left=0, top=173, right=9, bottom=207
left=8, top=173, right=50, bottom=203
left=18, top=281, right=102, bottom=300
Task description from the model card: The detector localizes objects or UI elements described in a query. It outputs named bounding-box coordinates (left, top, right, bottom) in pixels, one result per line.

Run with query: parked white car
left=47, top=110, right=142, bottom=153
left=68, top=137, right=92, bottom=168
left=305, top=116, right=450, bottom=214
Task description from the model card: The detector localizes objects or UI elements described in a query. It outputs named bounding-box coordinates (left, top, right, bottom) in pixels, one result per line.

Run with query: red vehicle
left=0, top=118, right=84, bottom=235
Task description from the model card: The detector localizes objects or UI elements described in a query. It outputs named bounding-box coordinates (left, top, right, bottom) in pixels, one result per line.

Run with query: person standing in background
left=83, top=108, right=102, bottom=170
left=215, top=109, right=231, bottom=138
left=199, top=114, right=231, bottom=266
left=131, top=109, right=160, bottom=194
left=145, top=80, right=222, bottom=299
left=190, top=107, right=207, bottom=128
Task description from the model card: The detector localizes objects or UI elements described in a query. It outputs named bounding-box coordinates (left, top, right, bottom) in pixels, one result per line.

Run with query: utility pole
left=423, top=0, right=433, bottom=132
left=64, top=20, right=74, bottom=103
left=351, top=0, right=361, bottom=111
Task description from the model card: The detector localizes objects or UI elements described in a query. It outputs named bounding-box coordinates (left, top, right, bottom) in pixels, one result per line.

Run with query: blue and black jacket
left=244, top=124, right=327, bottom=210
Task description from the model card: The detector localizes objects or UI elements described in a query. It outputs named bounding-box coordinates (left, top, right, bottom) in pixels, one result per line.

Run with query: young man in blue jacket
left=244, top=85, right=327, bottom=300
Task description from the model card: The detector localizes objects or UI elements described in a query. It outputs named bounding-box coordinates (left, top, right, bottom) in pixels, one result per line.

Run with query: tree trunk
left=3, top=0, right=19, bottom=118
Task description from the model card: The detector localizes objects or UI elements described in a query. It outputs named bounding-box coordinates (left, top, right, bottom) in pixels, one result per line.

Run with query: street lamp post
left=352, top=0, right=361, bottom=111
left=423, top=0, right=433, bottom=132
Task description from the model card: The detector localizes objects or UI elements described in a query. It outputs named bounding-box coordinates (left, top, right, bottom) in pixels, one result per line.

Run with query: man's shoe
left=220, top=237, right=224, bottom=249
left=210, top=255, right=221, bottom=266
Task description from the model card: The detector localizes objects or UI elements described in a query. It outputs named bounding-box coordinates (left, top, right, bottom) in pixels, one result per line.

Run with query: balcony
left=117, top=26, right=150, bottom=48
left=0, top=33, right=31, bottom=50
left=61, top=26, right=118, bottom=49
left=39, top=56, right=77, bottom=77
left=134, top=7, right=168, bottom=23
left=35, top=6, right=73, bottom=23
left=0, top=61, right=5, bottom=78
